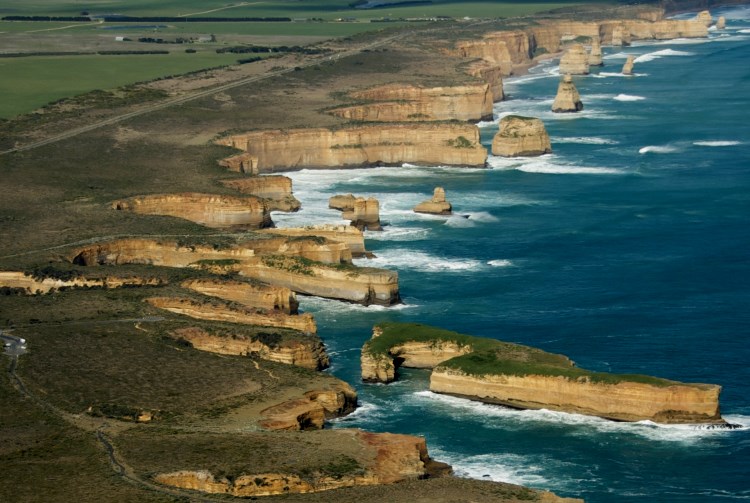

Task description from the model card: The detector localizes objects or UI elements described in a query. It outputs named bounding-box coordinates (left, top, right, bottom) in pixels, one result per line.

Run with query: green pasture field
left=0, top=51, right=244, bottom=118
left=0, top=0, right=612, bottom=20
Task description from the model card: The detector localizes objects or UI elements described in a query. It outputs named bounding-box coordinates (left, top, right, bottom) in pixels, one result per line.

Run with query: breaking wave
left=355, top=249, right=485, bottom=272
left=550, top=136, right=619, bottom=145
left=639, top=145, right=681, bottom=154
left=693, top=140, right=742, bottom=147
left=634, top=49, right=694, bottom=63
left=614, top=94, right=646, bottom=101
left=488, top=155, right=624, bottom=175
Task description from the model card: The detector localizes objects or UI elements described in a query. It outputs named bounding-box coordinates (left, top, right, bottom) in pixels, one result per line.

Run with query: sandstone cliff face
left=413, top=187, right=452, bottom=215
left=589, top=38, right=603, bottom=66
left=153, top=429, right=445, bottom=497
left=454, top=30, right=532, bottom=76
left=71, top=239, right=399, bottom=306
left=0, top=271, right=162, bottom=294
left=622, top=55, right=635, bottom=75
left=221, top=175, right=301, bottom=213
left=218, top=152, right=259, bottom=175
left=262, top=225, right=367, bottom=258
left=559, top=44, right=589, bottom=75
left=430, top=368, right=725, bottom=424
left=170, top=326, right=329, bottom=370
left=329, top=83, right=494, bottom=122
left=181, top=278, right=298, bottom=314
left=695, top=10, right=712, bottom=27
left=623, top=18, right=708, bottom=40
left=466, top=62, right=504, bottom=101
left=552, top=74, right=584, bottom=113
left=215, top=124, right=487, bottom=172
left=330, top=194, right=383, bottom=231
left=259, top=382, right=357, bottom=430
left=112, top=193, right=272, bottom=229
left=491, top=116, right=552, bottom=157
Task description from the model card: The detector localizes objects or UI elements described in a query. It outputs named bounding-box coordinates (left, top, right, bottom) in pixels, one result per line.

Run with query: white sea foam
left=639, top=145, right=680, bottom=154
left=413, top=391, right=750, bottom=442
left=693, top=140, right=742, bottom=147
left=550, top=136, right=619, bottom=145
left=476, top=118, right=499, bottom=128
left=429, top=448, right=552, bottom=487
left=356, top=249, right=485, bottom=272
left=740, top=29, right=750, bottom=34
left=634, top=49, right=694, bottom=63
left=487, top=154, right=623, bottom=175
left=444, top=215, right=476, bottom=228
left=614, top=94, right=646, bottom=101
left=364, top=227, right=430, bottom=241
left=297, top=295, right=417, bottom=314
left=488, top=259, right=514, bottom=267
left=465, top=211, right=499, bottom=222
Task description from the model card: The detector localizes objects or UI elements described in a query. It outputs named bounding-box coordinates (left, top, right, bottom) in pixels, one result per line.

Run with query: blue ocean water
left=275, top=7, right=750, bottom=501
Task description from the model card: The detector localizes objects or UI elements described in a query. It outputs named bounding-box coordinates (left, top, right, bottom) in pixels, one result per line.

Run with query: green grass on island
left=368, top=322, right=705, bottom=388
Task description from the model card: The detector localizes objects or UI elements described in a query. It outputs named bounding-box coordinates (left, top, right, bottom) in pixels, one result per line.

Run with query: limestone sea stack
left=716, top=16, right=726, bottom=30
left=559, top=44, right=589, bottom=75
left=622, top=55, right=635, bottom=75
left=588, top=38, right=603, bottom=66
left=329, top=194, right=382, bottom=231
left=491, top=116, right=552, bottom=157
left=552, top=74, right=584, bottom=113
left=414, top=187, right=452, bottom=215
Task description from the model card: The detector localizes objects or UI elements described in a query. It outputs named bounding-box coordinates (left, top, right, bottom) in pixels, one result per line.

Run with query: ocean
left=273, top=6, right=750, bottom=502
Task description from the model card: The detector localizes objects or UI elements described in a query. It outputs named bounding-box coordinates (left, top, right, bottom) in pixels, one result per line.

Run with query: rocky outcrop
left=153, top=429, right=448, bottom=497
left=330, top=194, right=382, bottom=231
left=466, top=62, right=504, bottom=101
left=430, top=369, right=725, bottom=424
left=491, top=116, right=552, bottom=157
left=559, top=44, right=589, bottom=75
left=328, top=83, right=494, bottom=122
left=588, top=38, right=603, bottom=66
left=146, top=297, right=317, bottom=335
left=71, top=239, right=400, bottom=306
left=454, top=30, right=532, bottom=76
left=552, top=74, right=584, bottom=113
left=215, top=124, right=487, bottom=172
left=363, top=322, right=727, bottom=424
left=259, top=383, right=357, bottom=430
left=695, top=10, right=712, bottom=27
left=218, top=152, right=259, bottom=175
left=623, top=18, right=708, bottom=40
left=181, top=278, right=298, bottom=314
left=716, top=16, right=726, bottom=30
left=0, top=270, right=162, bottom=294
left=111, top=193, right=273, bottom=229
left=610, top=24, right=630, bottom=46
left=262, top=225, right=368, bottom=258
left=413, top=187, right=452, bottom=215
left=169, top=326, right=328, bottom=370
left=221, top=175, right=301, bottom=213
left=622, top=55, right=635, bottom=75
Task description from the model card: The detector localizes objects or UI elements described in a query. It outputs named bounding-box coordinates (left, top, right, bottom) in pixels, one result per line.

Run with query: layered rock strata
left=215, top=124, right=487, bottom=171
left=454, top=30, right=532, bottom=76
left=330, top=194, right=383, bottom=231
left=491, top=116, right=552, bottom=157
left=218, top=152, right=259, bottom=175
left=328, top=83, right=494, bottom=122
left=221, top=175, right=301, bottom=212
left=552, top=74, right=584, bottom=113
left=71, top=239, right=399, bottom=305
left=258, top=383, right=357, bottom=430
left=430, top=369, right=724, bottom=424
left=146, top=297, right=317, bottom=335
left=559, top=44, right=589, bottom=75
left=413, top=187, right=452, bottom=215
left=262, top=225, right=368, bottom=258
left=0, top=270, right=162, bottom=294
left=181, top=278, right=298, bottom=314
left=622, top=55, right=635, bottom=75
left=169, top=326, right=328, bottom=370
left=153, top=429, right=448, bottom=497
left=466, top=62, right=504, bottom=101
left=112, top=193, right=272, bottom=229
left=361, top=322, right=727, bottom=424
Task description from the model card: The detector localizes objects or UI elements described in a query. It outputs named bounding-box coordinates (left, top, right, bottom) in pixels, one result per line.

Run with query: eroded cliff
left=112, top=193, right=273, bottom=229
left=413, top=187, right=453, bottom=215
left=552, top=74, right=584, bottom=113
left=221, top=175, right=301, bottom=212
left=492, top=116, right=552, bottom=157
left=215, top=124, right=487, bottom=171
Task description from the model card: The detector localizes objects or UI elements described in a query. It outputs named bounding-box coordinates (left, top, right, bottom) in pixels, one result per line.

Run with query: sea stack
left=552, top=74, right=584, bottom=113
left=491, top=116, right=552, bottom=157
left=414, top=187, right=453, bottom=215
left=716, top=16, right=726, bottom=30
left=559, top=44, right=589, bottom=75
left=589, top=38, right=603, bottom=67
left=696, top=10, right=712, bottom=27
left=622, top=55, right=635, bottom=75
left=329, top=195, right=383, bottom=231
